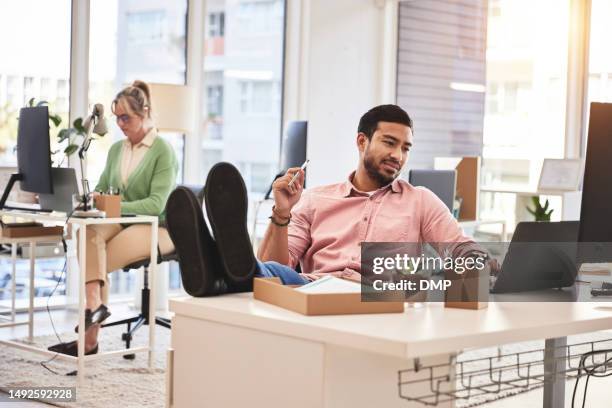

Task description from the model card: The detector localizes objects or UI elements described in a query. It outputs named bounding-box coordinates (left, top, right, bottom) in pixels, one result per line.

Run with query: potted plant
left=526, top=196, right=553, bottom=222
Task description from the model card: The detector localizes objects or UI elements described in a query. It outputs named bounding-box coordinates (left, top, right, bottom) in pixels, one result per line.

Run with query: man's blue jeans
left=256, top=261, right=309, bottom=285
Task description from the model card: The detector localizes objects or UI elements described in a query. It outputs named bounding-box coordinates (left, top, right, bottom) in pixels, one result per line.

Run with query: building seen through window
left=0, top=0, right=71, bottom=304
left=201, top=0, right=285, bottom=197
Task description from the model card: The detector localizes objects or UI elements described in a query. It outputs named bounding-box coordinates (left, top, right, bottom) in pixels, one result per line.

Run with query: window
left=487, top=83, right=499, bottom=113
left=480, top=0, right=570, bottom=226
left=208, top=12, right=225, bottom=37
left=207, top=85, right=224, bottom=117
left=88, top=0, right=188, bottom=299
left=200, top=0, right=285, bottom=204
left=201, top=149, right=222, bottom=183
left=0, top=1, right=71, bottom=168
left=88, top=0, right=187, bottom=190
left=482, top=0, right=569, bottom=191
left=127, top=10, right=166, bottom=44
left=23, top=77, right=36, bottom=103
left=236, top=1, right=283, bottom=35
left=205, top=9, right=226, bottom=56
left=586, top=1, right=612, bottom=110
left=238, top=81, right=277, bottom=115
left=250, top=162, right=274, bottom=194
left=0, top=0, right=71, bottom=306
left=40, top=77, right=53, bottom=101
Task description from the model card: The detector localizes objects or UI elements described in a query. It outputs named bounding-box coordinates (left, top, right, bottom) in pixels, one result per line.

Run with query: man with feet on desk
left=166, top=104, right=484, bottom=295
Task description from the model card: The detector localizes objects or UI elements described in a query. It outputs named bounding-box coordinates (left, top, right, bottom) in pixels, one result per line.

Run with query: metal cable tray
left=398, top=337, right=612, bottom=406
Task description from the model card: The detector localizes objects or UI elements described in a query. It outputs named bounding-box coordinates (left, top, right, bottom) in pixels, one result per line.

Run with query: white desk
left=0, top=210, right=159, bottom=385
left=167, top=292, right=612, bottom=408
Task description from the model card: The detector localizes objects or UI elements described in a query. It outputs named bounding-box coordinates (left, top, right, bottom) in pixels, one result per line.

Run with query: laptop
left=490, top=221, right=580, bottom=293
left=408, top=169, right=456, bottom=212
left=38, top=168, right=79, bottom=213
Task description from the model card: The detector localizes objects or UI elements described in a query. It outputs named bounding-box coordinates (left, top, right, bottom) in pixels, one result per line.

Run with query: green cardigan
left=95, top=136, right=178, bottom=222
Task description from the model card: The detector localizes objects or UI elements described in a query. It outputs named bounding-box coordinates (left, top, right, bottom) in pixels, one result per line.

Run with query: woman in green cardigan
left=49, top=80, right=178, bottom=356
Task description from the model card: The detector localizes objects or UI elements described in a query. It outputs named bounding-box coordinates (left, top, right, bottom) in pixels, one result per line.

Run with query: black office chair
left=102, top=184, right=204, bottom=359
left=263, top=121, right=308, bottom=200
left=252, top=121, right=308, bottom=243
left=101, top=251, right=177, bottom=359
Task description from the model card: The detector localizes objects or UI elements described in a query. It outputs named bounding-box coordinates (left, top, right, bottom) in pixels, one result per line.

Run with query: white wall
left=284, top=0, right=396, bottom=187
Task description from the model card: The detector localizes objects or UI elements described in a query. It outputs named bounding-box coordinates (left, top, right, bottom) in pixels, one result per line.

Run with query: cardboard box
left=434, top=156, right=480, bottom=221
left=444, top=268, right=489, bottom=310
left=95, top=194, right=121, bottom=218
left=253, top=277, right=405, bottom=315
left=1, top=222, right=63, bottom=238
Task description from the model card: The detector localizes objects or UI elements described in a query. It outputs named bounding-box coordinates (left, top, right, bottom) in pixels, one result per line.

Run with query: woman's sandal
left=47, top=340, right=98, bottom=356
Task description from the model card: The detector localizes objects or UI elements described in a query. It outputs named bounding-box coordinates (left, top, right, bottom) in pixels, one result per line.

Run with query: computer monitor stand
left=0, top=172, right=52, bottom=213
left=0, top=173, right=24, bottom=210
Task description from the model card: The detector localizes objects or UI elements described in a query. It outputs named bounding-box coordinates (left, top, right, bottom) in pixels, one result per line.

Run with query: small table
left=0, top=210, right=159, bottom=386
left=0, top=233, right=62, bottom=337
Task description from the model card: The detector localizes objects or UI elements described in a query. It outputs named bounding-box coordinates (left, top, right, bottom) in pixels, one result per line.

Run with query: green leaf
left=49, top=114, right=62, bottom=127
left=64, top=144, right=79, bottom=157
left=73, top=117, right=85, bottom=133
left=36, top=100, right=49, bottom=107
left=57, top=128, right=75, bottom=142
left=28, top=97, right=35, bottom=107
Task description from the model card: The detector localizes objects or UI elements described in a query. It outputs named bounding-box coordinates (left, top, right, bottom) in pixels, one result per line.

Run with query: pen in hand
left=288, top=159, right=310, bottom=188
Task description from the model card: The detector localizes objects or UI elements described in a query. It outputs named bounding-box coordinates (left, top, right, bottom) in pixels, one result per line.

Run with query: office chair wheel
left=123, top=353, right=136, bottom=360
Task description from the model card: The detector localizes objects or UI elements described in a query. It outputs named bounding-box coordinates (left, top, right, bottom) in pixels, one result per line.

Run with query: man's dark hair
left=357, top=104, right=413, bottom=140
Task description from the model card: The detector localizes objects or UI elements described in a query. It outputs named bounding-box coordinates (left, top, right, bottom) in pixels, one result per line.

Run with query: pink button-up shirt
left=287, top=173, right=474, bottom=280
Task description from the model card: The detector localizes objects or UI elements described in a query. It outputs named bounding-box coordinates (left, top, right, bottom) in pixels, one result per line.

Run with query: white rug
left=0, top=325, right=169, bottom=408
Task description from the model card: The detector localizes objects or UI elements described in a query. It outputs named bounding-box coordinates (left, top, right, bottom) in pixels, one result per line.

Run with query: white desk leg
left=543, top=336, right=567, bottom=408
left=77, top=224, right=87, bottom=385
left=148, top=219, right=158, bottom=369
left=11, top=242, right=17, bottom=323
left=28, top=240, right=35, bottom=341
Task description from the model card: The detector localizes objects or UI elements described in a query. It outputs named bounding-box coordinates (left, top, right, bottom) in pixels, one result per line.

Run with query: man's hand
left=272, top=167, right=305, bottom=218
left=487, top=258, right=501, bottom=277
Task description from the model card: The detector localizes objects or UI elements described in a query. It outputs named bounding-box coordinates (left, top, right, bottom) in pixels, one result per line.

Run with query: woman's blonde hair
left=111, top=80, right=152, bottom=119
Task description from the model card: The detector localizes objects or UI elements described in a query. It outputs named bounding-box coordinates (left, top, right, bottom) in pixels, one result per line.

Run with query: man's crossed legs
left=166, top=162, right=308, bottom=297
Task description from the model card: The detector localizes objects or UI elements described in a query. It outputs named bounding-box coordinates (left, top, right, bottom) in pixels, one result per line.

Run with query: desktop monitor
left=578, top=102, right=612, bottom=263
left=16, top=106, right=53, bottom=194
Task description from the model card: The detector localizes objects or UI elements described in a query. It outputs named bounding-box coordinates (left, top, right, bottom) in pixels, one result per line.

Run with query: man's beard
left=363, top=149, right=400, bottom=188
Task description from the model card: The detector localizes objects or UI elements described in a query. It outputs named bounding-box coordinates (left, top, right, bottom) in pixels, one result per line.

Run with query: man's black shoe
left=166, top=186, right=231, bottom=296
left=204, top=162, right=257, bottom=284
